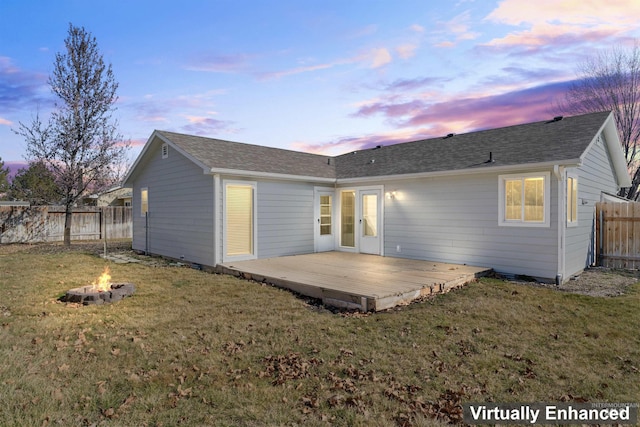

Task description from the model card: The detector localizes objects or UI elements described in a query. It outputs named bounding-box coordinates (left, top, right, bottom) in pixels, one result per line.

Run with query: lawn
left=1, top=243, right=639, bottom=426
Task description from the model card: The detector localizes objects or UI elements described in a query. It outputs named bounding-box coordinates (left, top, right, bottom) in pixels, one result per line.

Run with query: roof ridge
left=156, top=130, right=330, bottom=159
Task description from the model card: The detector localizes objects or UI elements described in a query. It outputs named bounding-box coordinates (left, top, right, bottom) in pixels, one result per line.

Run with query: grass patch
left=1, top=246, right=639, bottom=426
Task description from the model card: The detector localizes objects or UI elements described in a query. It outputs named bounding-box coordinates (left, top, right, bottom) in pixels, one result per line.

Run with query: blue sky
left=2, top=0, right=640, bottom=174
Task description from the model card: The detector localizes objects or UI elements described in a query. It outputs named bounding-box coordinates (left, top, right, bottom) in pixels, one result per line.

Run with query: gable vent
left=162, top=143, right=169, bottom=159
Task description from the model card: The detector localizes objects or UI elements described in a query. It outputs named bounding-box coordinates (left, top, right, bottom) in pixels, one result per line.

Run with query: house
left=123, top=111, right=631, bottom=283
left=81, top=186, right=133, bottom=207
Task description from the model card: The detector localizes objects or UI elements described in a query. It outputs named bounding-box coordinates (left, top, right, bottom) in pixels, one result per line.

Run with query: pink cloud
left=295, top=81, right=574, bottom=156
left=291, top=127, right=439, bottom=156
left=401, top=82, right=570, bottom=131
left=258, top=62, right=337, bottom=80
left=181, top=115, right=236, bottom=136
left=390, top=77, right=441, bottom=91
left=128, top=138, right=147, bottom=148
left=486, top=0, right=640, bottom=27
left=432, top=10, right=481, bottom=48
left=483, top=0, right=640, bottom=50
left=0, top=117, right=12, bottom=126
left=353, top=99, right=427, bottom=119
left=259, top=47, right=393, bottom=80
left=395, top=44, right=418, bottom=60
left=185, top=53, right=253, bottom=73
left=370, top=48, right=392, bottom=68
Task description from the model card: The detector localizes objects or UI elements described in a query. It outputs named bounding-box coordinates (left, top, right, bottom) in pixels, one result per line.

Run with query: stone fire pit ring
left=62, top=283, right=136, bottom=305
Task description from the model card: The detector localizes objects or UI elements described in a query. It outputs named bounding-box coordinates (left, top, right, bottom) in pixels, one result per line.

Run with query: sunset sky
left=2, top=0, right=640, bottom=174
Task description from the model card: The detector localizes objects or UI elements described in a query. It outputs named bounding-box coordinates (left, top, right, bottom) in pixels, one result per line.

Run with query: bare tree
left=14, top=24, right=129, bottom=245
left=558, top=43, right=640, bottom=199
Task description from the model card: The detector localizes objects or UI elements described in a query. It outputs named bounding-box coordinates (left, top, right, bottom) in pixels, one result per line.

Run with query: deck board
left=217, top=252, right=491, bottom=311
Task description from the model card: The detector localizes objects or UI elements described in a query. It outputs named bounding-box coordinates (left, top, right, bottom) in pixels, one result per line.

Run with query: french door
left=339, top=188, right=382, bottom=255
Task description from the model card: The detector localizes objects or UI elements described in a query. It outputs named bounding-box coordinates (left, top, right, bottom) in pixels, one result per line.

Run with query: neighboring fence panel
left=0, top=206, right=132, bottom=244
left=596, top=201, right=640, bottom=269
left=103, top=206, right=133, bottom=239
left=46, top=207, right=101, bottom=241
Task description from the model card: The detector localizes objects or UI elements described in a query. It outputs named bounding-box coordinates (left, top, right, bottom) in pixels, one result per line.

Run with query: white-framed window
left=567, top=175, right=578, bottom=226
left=162, top=143, right=169, bottom=159
left=498, top=172, right=550, bottom=227
left=223, top=180, right=257, bottom=261
left=140, top=188, right=148, bottom=217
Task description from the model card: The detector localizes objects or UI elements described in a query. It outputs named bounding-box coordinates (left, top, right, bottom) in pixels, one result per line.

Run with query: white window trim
left=222, top=180, right=257, bottom=262
left=567, top=173, right=578, bottom=227
left=498, top=172, right=550, bottom=227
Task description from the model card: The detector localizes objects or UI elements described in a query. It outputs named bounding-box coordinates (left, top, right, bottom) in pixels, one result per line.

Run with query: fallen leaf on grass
left=559, top=394, right=589, bottom=403
left=119, top=394, right=136, bottom=411
left=102, top=407, right=115, bottom=418
left=301, top=395, right=319, bottom=408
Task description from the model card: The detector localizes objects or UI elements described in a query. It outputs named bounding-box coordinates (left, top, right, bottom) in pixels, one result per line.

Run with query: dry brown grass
left=1, top=243, right=639, bottom=426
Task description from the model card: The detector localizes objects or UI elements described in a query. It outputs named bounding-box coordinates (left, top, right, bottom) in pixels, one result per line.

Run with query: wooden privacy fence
left=0, top=206, right=132, bottom=244
left=596, top=201, right=640, bottom=268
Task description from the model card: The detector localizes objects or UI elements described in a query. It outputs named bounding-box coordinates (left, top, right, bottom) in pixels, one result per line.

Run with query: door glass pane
left=362, top=194, right=377, bottom=237
left=226, top=185, right=253, bottom=256
left=340, top=191, right=355, bottom=247
left=320, top=195, right=332, bottom=235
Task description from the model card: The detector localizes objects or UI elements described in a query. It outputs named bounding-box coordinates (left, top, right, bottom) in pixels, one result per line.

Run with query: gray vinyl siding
left=564, top=133, right=619, bottom=277
left=381, top=170, right=559, bottom=280
left=131, top=141, right=215, bottom=266
left=256, top=180, right=317, bottom=258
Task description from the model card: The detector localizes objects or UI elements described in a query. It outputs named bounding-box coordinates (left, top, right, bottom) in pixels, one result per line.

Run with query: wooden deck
left=217, top=252, right=491, bottom=311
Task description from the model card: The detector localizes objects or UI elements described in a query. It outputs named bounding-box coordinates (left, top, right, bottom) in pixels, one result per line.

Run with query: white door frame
left=222, top=179, right=258, bottom=262
left=359, top=188, right=383, bottom=255
left=313, top=187, right=336, bottom=252
left=337, top=185, right=384, bottom=255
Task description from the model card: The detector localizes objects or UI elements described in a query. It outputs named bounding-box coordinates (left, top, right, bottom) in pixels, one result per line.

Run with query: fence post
left=145, top=211, right=149, bottom=255
left=598, top=207, right=603, bottom=267
left=102, top=207, right=107, bottom=257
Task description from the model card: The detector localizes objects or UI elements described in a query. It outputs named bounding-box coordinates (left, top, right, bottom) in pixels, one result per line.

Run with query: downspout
left=213, top=173, right=222, bottom=266
left=553, top=165, right=565, bottom=285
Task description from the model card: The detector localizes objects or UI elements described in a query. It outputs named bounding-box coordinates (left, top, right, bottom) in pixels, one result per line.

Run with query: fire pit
left=61, top=267, right=135, bottom=305
left=62, top=283, right=136, bottom=305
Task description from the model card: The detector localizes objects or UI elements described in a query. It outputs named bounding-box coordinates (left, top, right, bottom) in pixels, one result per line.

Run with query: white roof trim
left=601, top=192, right=629, bottom=202
left=578, top=111, right=630, bottom=188
left=602, top=112, right=632, bottom=188
left=208, top=167, right=335, bottom=183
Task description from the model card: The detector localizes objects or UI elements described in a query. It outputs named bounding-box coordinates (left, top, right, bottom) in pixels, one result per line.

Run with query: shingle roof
left=334, top=111, right=612, bottom=179
left=156, top=131, right=336, bottom=179
left=154, top=111, right=612, bottom=181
